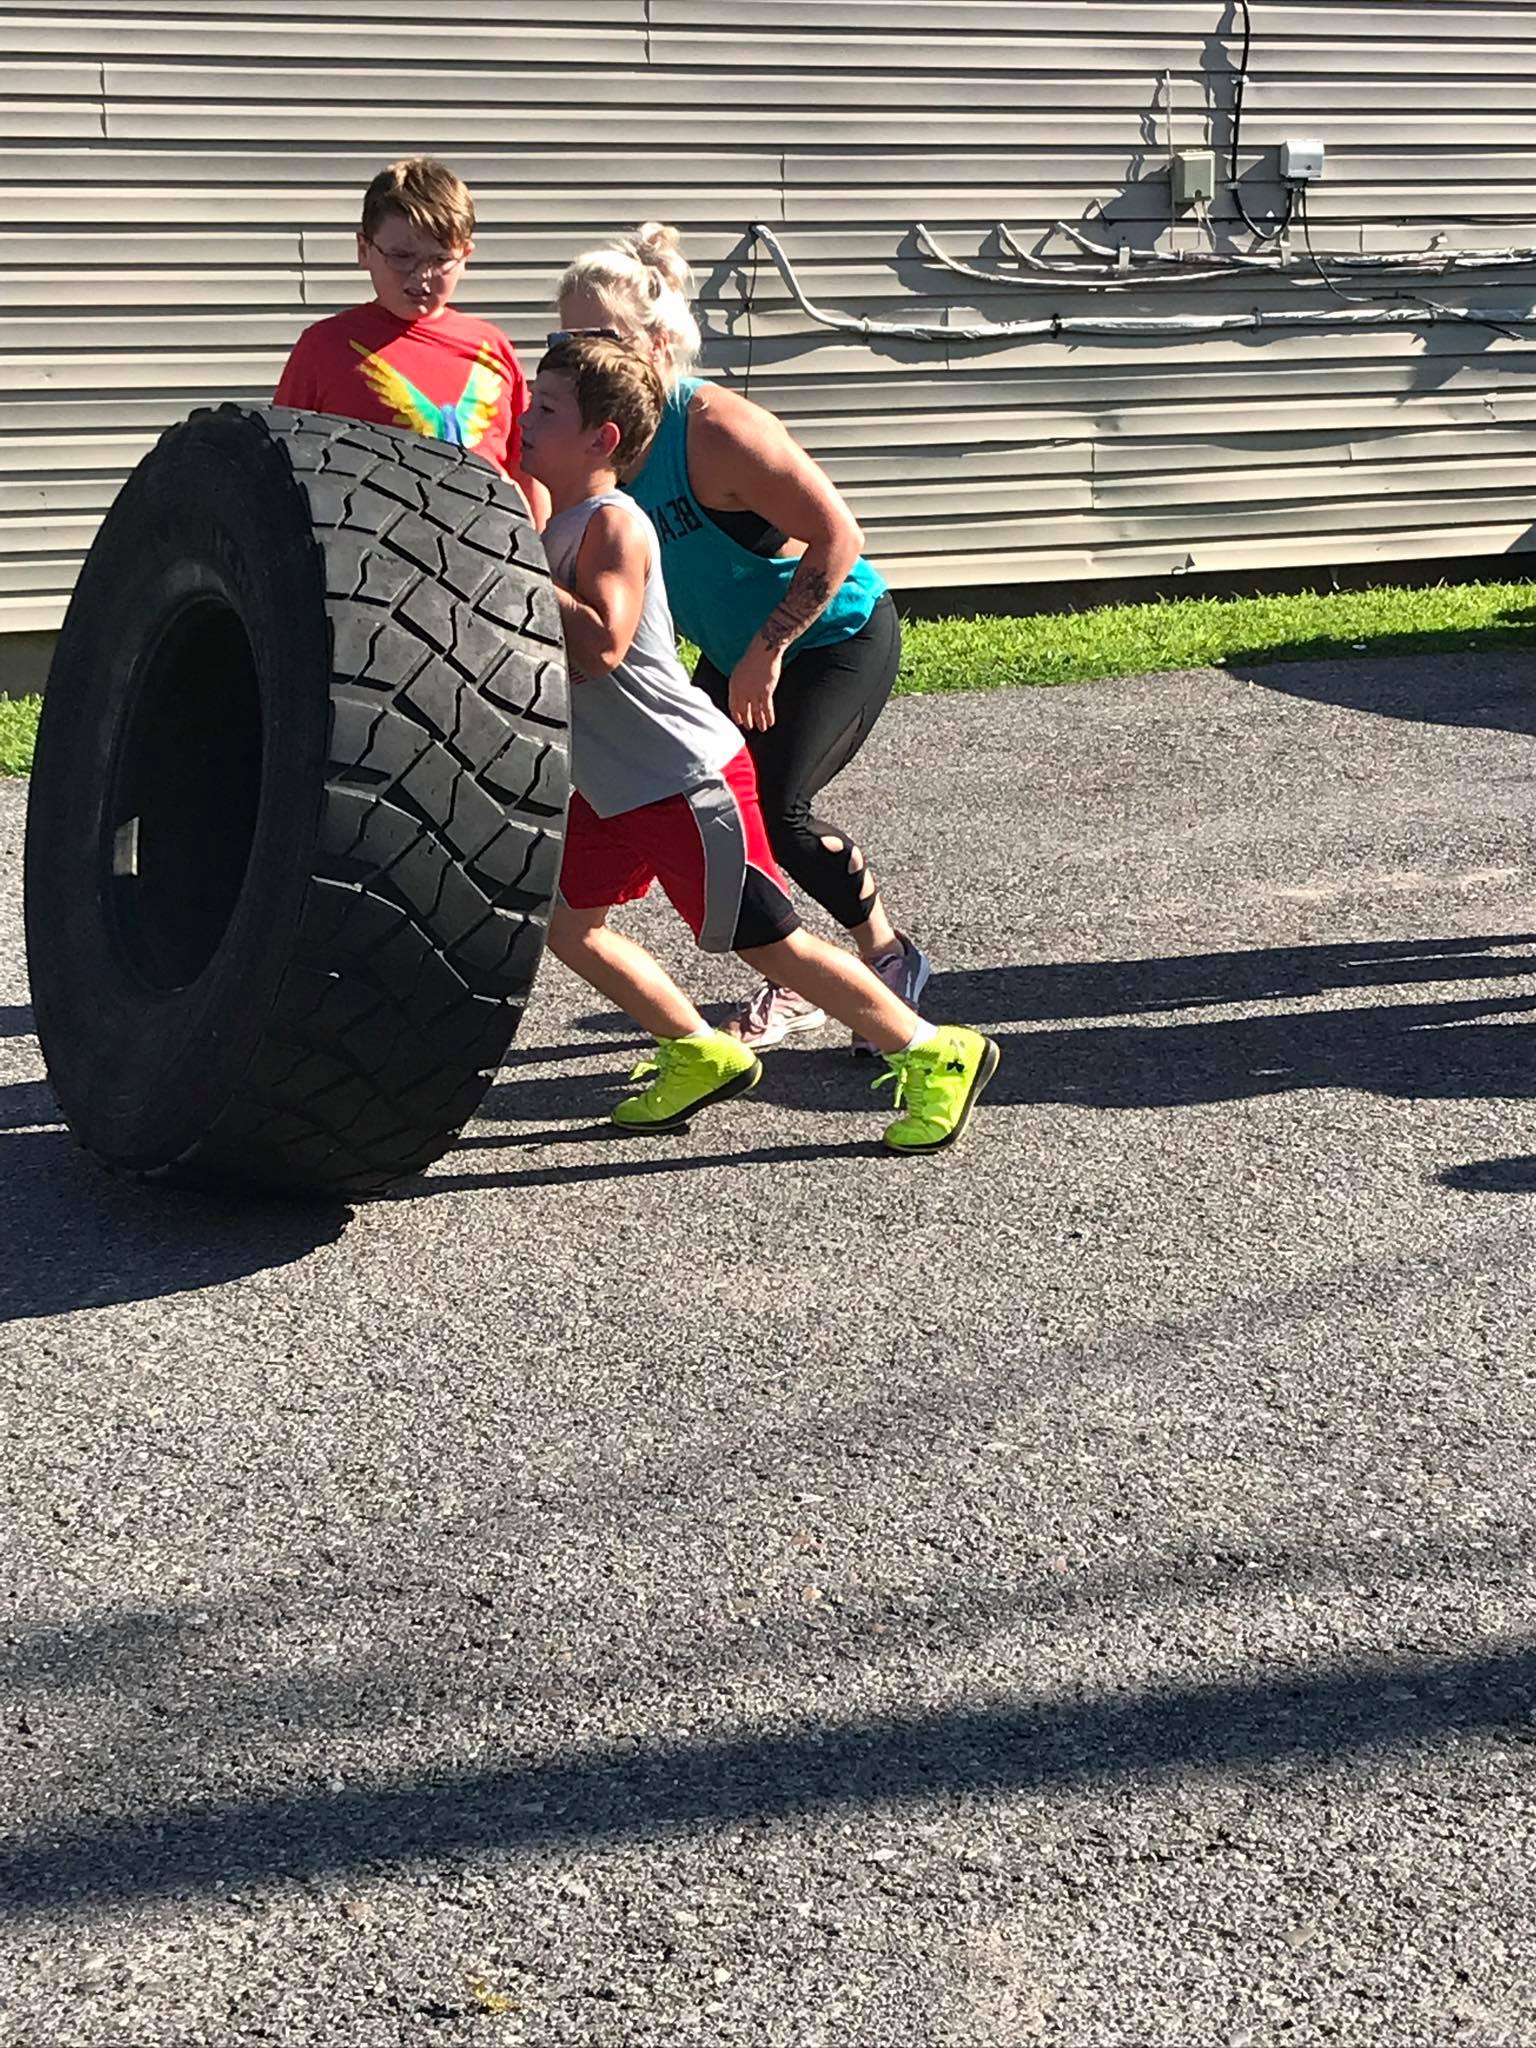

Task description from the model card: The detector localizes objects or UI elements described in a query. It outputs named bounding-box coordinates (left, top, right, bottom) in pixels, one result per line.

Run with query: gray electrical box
left=1280, top=138, right=1326, bottom=182
left=1171, top=150, right=1217, bottom=207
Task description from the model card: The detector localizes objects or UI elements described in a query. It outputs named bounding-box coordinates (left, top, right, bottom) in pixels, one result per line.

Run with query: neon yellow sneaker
left=612, top=1029, right=762, bottom=1134
left=875, top=1025, right=1000, bottom=1154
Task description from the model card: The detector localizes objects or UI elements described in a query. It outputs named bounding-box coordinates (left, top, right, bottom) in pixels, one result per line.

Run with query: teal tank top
left=623, top=376, right=887, bottom=675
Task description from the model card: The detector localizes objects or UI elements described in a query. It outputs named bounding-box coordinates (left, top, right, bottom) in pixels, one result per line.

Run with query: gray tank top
left=541, top=490, right=740, bottom=819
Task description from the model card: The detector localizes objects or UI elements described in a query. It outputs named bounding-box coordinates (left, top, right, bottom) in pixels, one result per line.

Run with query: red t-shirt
left=274, top=301, right=528, bottom=476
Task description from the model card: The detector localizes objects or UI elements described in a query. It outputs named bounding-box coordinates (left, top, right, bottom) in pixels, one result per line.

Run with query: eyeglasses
left=545, top=326, right=625, bottom=347
left=367, top=240, right=466, bottom=277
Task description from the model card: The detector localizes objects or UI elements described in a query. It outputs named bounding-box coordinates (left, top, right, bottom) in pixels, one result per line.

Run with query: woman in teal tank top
left=555, top=224, right=933, bottom=1053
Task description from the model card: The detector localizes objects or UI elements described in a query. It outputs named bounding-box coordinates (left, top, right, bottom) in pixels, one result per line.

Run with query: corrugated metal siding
left=3, top=0, right=1535, bottom=629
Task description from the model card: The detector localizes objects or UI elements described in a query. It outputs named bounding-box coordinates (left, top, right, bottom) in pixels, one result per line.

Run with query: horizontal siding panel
left=1092, top=456, right=1536, bottom=510
left=650, top=32, right=1536, bottom=77
left=9, top=0, right=645, bottom=15
left=0, top=100, right=106, bottom=139
left=87, top=64, right=1536, bottom=145
left=874, top=519, right=1536, bottom=591
left=793, top=390, right=1536, bottom=449
left=7, top=62, right=104, bottom=93
left=0, top=352, right=284, bottom=394
left=25, top=0, right=1535, bottom=27
left=0, top=148, right=784, bottom=185
left=1, top=515, right=112, bottom=558
left=0, top=596, right=74, bottom=632
left=7, top=268, right=305, bottom=308
left=729, top=341, right=1536, bottom=402
left=0, top=433, right=159, bottom=474
left=651, top=4, right=1536, bottom=36
left=6, top=229, right=302, bottom=265
left=0, top=185, right=788, bottom=228
left=1091, top=423, right=1536, bottom=475
left=863, top=491, right=1536, bottom=556
left=0, top=559, right=81, bottom=596
left=2, top=18, right=648, bottom=61
left=96, top=64, right=1536, bottom=119
left=821, top=424, right=1536, bottom=484
left=0, top=478, right=126, bottom=516
left=104, top=107, right=1536, bottom=153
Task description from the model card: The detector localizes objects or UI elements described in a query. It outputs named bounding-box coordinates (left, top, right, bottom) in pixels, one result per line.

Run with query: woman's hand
left=728, top=643, right=783, bottom=731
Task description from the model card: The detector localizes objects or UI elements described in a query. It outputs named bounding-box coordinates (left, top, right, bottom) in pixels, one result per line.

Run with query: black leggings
left=693, top=593, right=901, bottom=933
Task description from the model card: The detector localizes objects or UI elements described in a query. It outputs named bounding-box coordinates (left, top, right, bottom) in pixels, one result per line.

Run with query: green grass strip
left=893, top=579, right=1535, bottom=696
left=2, top=579, right=1531, bottom=777
left=0, top=695, right=41, bottom=778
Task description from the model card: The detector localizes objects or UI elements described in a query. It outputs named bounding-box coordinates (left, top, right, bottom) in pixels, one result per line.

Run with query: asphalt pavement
left=3, top=653, right=1536, bottom=2047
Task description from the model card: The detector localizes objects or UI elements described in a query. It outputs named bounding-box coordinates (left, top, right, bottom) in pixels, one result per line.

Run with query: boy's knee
left=547, top=902, right=603, bottom=959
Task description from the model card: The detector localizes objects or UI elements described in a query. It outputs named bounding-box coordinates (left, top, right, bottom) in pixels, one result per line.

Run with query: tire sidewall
left=26, top=419, right=332, bottom=1167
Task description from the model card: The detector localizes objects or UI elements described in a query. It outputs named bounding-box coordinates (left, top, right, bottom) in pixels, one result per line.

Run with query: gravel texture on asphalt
left=2, top=654, right=1535, bottom=2048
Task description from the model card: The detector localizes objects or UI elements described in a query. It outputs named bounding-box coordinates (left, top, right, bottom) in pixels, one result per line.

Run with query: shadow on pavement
left=1439, top=1156, right=1536, bottom=1194
left=1229, top=637, right=1536, bottom=735
left=934, top=932, right=1536, bottom=1113
left=0, top=1128, right=350, bottom=1324
left=1, top=1078, right=55, bottom=1129
left=2, top=1636, right=1530, bottom=1915
left=404, top=1135, right=879, bottom=1196
left=477, top=934, right=1536, bottom=1135
left=936, top=932, right=1536, bottom=1027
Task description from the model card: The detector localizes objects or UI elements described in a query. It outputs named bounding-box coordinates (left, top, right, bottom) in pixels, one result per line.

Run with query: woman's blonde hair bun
left=556, top=224, right=701, bottom=382
left=624, top=221, right=693, bottom=300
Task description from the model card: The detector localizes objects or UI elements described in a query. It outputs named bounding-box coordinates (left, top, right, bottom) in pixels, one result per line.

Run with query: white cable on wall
left=746, top=224, right=1536, bottom=344
left=989, top=221, right=1536, bottom=284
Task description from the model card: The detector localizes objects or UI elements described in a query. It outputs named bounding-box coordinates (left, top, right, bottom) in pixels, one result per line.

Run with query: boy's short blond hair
left=539, top=337, right=666, bottom=479
left=360, top=158, right=476, bottom=248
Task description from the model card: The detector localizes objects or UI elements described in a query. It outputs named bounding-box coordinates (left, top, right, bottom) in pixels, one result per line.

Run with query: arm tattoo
left=758, top=564, right=832, bottom=656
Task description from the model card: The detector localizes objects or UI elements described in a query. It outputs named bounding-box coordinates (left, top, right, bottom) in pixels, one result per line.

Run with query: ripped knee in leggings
left=819, top=832, right=877, bottom=902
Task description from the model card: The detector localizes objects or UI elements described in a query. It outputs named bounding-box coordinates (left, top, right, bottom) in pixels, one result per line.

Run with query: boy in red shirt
left=275, top=156, right=548, bottom=523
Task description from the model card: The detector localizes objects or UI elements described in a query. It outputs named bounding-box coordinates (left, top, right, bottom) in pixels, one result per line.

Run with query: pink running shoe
left=852, top=933, right=934, bottom=1057
left=723, top=982, right=828, bottom=1051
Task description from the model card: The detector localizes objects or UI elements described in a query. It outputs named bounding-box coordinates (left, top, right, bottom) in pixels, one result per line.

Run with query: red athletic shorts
left=559, top=747, right=800, bottom=954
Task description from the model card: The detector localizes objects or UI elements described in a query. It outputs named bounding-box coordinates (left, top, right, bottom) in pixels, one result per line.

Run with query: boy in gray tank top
left=524, top=337, right=999, bottom=1154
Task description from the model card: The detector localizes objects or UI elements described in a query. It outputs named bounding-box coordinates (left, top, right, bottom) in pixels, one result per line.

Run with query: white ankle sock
left=899, top=1021, right=937, bottom=1052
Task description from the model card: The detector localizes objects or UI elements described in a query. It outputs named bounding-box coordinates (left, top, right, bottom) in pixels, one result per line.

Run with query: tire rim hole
left=105, top=598, right=264, bottom=992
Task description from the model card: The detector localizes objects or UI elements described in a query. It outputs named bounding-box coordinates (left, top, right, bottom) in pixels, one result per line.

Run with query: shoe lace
left=628, top=1038, right=685, bottom=1086
left=743, top=982, right=783, bottom=1034
left=872, top=1045, right=943, bottom=1118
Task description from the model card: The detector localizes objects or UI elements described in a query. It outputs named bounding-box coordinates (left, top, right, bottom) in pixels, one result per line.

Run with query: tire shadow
left=0, top=1128, right=351, bottom=1324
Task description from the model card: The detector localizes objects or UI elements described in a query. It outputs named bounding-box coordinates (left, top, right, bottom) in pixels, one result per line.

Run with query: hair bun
left=627, top=221, right=692, bottom=299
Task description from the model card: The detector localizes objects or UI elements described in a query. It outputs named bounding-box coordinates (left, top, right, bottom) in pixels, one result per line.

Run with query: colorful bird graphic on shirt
left=349, top=339, right=504, bottom=449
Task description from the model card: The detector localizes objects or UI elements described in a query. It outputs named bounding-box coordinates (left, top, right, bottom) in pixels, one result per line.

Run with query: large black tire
left=24, top=404, right=569, bottom=1199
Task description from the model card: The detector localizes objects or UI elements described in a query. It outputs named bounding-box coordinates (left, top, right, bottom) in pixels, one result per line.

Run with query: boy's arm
left=495, top=344, right=549, bottom=528
left=552, top=505, right=648, bottom=680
